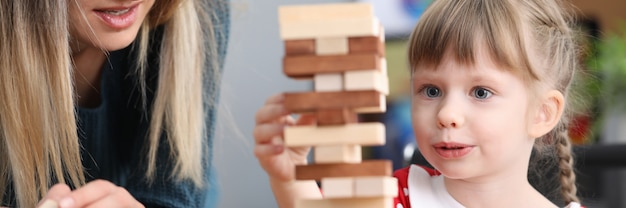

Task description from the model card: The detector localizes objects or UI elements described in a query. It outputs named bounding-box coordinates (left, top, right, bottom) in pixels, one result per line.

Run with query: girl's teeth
left=104, top=8, right=130, bottom=15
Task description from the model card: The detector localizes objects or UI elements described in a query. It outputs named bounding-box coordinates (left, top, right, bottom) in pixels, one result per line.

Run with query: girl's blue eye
left=472, top=87, right=492, bottom=99
left=423, top=86, right=441, bottom=98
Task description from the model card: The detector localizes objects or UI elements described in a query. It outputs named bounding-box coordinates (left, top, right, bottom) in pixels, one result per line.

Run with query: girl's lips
left=433, top=142, right=475, bottom=159
left=93, top=4, right=139, bottom=30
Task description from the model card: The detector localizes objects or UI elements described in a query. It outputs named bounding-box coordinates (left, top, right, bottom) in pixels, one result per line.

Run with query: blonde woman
left=0, top=0, right=229, bottom=207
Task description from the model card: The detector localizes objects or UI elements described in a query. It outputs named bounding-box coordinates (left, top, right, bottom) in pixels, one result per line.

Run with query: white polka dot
left=403, top=188, right=409, bottom=196
left=396, top=204, right=404, bottom=208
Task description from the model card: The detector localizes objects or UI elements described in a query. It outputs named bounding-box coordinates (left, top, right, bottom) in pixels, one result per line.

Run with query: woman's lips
left=93, top=4, right=139, bottom=30
left=433, top=142, right=475, bottom=159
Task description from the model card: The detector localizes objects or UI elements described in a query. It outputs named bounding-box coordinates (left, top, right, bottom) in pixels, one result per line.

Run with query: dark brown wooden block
left=283, top=54, right=380, bottom=78
left=295, top=160, right=392, bottom=180
left=284, top=39, right=316, bottom=56
left=349, top=36, right=385, bottom=56
left=316, top=108, right=358, bottom=126
left=284, top=90, right=382, bottom=113
left=284, top=36, right=384, bottom=57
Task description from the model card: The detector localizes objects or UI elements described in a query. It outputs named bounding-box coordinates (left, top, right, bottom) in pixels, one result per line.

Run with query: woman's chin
left=97, top=35, right=137, bottom=51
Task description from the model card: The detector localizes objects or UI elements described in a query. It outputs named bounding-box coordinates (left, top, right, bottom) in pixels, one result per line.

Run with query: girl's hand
left=254, top=94, right=316, bottom=182
left=43, top=180, right=143, bottom=208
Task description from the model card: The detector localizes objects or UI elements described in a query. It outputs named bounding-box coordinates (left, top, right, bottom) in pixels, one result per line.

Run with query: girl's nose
left=437, top=98, right=465, bottom=129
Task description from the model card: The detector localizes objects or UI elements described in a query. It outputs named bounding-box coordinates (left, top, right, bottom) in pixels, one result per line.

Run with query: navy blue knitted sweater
left=76, top=3, right=230, bottom=207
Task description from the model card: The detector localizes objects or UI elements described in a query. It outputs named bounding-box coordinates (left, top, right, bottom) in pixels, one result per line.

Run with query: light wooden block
left=285, top=39, right=315, bottom=56
left=344, top=64, right=389, bottom=95
left=283, top=54, right=380, bottom=78
left=278, top=3, right=374, bottom=25
left=280, top=18, right=380, bottom=40
left=285, top=123, right=384, bottom=147
left=315, top=145, right=362, bottom=164
left=354, top=176, right=398, bottom=197
left=321, top=177, right=354, bottom=198
left=316, top=37, right=349, bottom=55
left=284, top=90, right=384, bottom=113
left=295, top=160, right=392, bottom=180
left=314, top=73, right=343, bottom=92
left=296, top=197, right=392, bottom=208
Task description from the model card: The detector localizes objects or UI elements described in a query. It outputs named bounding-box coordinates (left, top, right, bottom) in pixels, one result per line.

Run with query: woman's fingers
left=82, top=188, right=144, bottom=208
left=57, top=180, right=118, bottom=208
left=38, top=184, right=71, bottom=208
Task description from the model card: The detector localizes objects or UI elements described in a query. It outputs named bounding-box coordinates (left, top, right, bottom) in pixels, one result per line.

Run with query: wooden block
left=283, top=54, right=380, bottom=78
left=280, top=18, right=380, bottom=40
left=316, top=108, right=358, bottom=126
left=296, top=197, right=392, bottom=208
left=314, top=73, right=343, bottom=92
left=285, top=39, right=315, bottom=56
left=278, top=3, right=374, bottom=25
left=315, top=145, right=362, bottom=164
left=316, top=37, right=349, bottom=55
left=295, top=160, right=391, bottom=180
left=285, top=123, right=385, bottom=147
left=354, top=176, right=398, bottom=197
left=344, top=60, right=389, bottom=95
left=321, top=177, right=354, bottom=198
left=348, top=36, right=385, bottom=56
left=284, top=90, right=383, bottom=113
left=284, top=35, right=384, bottom=56
left=354, top=93, right=386, bottom=113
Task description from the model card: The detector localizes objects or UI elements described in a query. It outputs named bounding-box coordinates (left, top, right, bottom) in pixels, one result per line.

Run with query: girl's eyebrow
left=467, top=69, right=508, bottom=86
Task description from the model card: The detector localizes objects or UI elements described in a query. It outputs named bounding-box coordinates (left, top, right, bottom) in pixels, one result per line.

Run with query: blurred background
left=214, top=0, right=626, bottom=207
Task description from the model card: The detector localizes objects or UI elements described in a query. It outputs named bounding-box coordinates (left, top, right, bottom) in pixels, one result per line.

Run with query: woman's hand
left=37, top=184, right=71, bottom=208
left=39, top=180, right=143, bottom=208
left=254, top=93, right=316, bottom=182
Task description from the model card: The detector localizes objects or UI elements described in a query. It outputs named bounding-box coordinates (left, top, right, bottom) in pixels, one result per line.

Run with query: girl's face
left=68, top=0, right=156, bottom=52
left=411, top=48, right=536, bottom=181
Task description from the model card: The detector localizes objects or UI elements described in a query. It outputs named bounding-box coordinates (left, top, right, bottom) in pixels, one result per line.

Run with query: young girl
left=254, top=0, right=583, bottom=207
left=1, top=0, right=228, bottom=207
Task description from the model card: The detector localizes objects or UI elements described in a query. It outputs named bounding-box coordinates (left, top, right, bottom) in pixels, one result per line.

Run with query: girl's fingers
left=296, top=113, right=317, bottom=126
left=253, top=124, right=285, bottom=144
left=264, top=93, right=285, bottom=105
left=254, top=137, right=285, bottom=158
left=255, top=104, right=289, bottom=124
left=254, top=143, right=285, bottom=159
left=255, top=94, right=289, bottom=124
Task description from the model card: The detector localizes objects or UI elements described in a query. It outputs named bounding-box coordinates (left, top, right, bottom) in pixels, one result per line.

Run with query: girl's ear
left=529, top=90, right=565, bottom=138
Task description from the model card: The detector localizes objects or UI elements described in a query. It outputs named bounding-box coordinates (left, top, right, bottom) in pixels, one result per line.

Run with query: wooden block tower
left=278, top=3, right=396, bottom=208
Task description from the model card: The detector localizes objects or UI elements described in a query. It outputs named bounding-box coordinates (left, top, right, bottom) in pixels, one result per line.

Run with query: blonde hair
left=0, top=0, right=222, bottom=206
left=408, top=0, right=580, bottom=205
